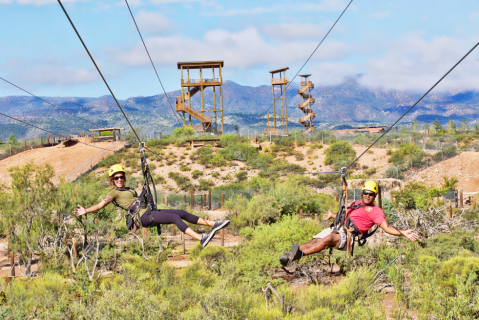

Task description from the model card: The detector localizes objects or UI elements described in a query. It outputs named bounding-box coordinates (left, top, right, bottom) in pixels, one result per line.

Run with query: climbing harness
left=328, top=167, right=378, bottom=258
left=111, top=142, right=159, bottom=234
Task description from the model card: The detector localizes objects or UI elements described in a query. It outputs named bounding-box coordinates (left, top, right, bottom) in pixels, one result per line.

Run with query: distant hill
left=0, top=77, right=478, bottom=140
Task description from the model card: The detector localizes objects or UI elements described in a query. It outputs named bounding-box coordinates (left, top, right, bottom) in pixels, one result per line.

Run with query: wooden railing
left=299, top=112, right=316, bottom=123
left=300, top=81, right=313, bottom=86
left=182, top=78, right=221, bottom=84
left=176, top=103, right=212, bottom=123
left=271, top=78, right=289, bottom=84
left=298, top=97, right=315, bottom=109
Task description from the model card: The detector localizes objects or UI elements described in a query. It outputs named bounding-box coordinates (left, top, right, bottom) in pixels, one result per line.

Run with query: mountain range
left=1, top=77, right=478, bottom=140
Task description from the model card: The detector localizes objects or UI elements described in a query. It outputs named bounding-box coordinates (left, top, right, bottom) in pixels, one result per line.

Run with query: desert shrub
left=191, top=170, right=203, bottom=179
left=168, top=172, right=193, bottom=191
left=97, top=153, right=121, bottom=167
left=211, top=171, right=220, bottom=178
left=324, top=141, right=356, bottom=170
left=198, top=179, right=214, bottom=190
left=180, top=166, right=191, bottom=172
left=235, top=171, right=247, bottom=182
left=124, top=158, right=137, bottom=168
left=391, top=182, right=429, bottom=210
left=234, top=216, right=320, bottom=288
left=125, top=176, right=138, bottom=189
left=389, top=143, right=426, bottom=166
left=209, top=155, right=227, bottom=167
left=147, top=138, right=168, bottom=147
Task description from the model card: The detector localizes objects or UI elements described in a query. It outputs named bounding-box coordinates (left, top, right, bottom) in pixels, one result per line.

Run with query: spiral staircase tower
left=297, top=74, right=316, bottom=134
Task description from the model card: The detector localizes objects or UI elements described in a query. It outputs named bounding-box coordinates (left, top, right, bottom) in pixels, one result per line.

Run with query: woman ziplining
left=74, top=164, right=230, bottom=247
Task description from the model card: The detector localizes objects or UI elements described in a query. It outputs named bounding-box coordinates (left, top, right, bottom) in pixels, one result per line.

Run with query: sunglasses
left=113, top=175, right=125, bottom=181
left=362, top=191, right=376, bottom=196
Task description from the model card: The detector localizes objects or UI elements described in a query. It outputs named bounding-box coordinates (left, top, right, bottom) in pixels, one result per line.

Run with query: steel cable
left=124, top=0, right=181, bottom=125
left=347, top=40, right=479, bottom=170
left=57, top=0, right=141, bottom=143
left=0, top=76, right=102, bottom=128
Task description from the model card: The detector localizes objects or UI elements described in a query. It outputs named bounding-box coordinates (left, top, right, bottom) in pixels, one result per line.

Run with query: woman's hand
left=322, top=210, right=334, bottom=221
left=74, top=204, right=87, bottom=216
left=401, top=229, right=419, bottom=241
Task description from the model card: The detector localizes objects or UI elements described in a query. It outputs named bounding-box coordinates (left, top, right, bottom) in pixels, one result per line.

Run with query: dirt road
left=0, top=139, right=125, bottom=185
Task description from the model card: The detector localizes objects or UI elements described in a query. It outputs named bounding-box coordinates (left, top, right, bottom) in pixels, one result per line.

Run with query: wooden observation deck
left=266, top=67, right=289, bottom=136
left=297, top=74, right=316, bottom=134
left=176, top=61, right=224, bottom=134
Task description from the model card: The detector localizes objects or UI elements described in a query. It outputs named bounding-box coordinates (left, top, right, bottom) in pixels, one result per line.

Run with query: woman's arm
left=74, top=194, right=113, bottom=216
left=379, top=220, right=419, bottom=241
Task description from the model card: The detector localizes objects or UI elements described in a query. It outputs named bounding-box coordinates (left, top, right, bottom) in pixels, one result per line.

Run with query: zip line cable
left=347, top=40, right=479, bottom=170
left=250, top=0, right=354, bottom=125
left=0, top=76, right=102, bottom=128
left=0, top=112, right=119, bottom=152
left=57, top=0, right=141, bottom=143
left=124, top=0, right=181, bottom=125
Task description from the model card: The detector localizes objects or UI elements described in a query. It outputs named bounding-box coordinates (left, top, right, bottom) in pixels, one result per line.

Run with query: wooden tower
left=265, top=67, right=289, bottom=136
left=297, top=74, right=316, bottom=134
left=176, top=61, right=224, bottom=134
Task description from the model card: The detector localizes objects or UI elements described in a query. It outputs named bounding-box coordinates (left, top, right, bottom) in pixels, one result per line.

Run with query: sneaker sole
left=212, top=220, right=230, bottom=234
left=290, top=244, right=300, bottom=261
left=279, top=254, right=290, bottom=266
left=201, top=232, right=215, bottom=247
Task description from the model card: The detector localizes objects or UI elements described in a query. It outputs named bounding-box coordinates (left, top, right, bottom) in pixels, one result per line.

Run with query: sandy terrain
left=0, top=139, right=124, bottom=186
left=410, top=152, right=479, bottom=193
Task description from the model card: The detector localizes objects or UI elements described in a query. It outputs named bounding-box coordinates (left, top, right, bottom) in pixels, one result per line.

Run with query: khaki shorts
left=312, top=227, right=348, bottom=251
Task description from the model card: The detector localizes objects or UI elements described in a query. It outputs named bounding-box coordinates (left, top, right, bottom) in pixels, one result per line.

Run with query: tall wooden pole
left=220, top=65, right=224, bottom=134
left=378, top=184, right=382, bottom=209
left=190, top=190, right=194, bottom=209
left=208, top=189, right=212, bottom=210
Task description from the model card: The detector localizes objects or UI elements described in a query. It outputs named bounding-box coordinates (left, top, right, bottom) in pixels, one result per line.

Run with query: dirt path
left=0, top=139, right=124, bottom=185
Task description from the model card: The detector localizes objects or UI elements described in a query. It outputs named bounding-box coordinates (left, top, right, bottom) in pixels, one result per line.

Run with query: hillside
left=1, top=77, right=479, bottom=140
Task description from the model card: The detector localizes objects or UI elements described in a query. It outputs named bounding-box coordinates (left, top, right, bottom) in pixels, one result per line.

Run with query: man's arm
left=379, top=220, right=419, bottom=241
left=322, top=210, right=337, bottom=221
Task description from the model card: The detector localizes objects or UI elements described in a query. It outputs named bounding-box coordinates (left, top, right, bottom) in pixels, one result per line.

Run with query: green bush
left=198, top=178, right=214, bottom=190
left=235, top=171, right=248, bottom=182
left=209, top=154, right=227, bottom=167
left=389, top=143, right=425, bottom=167
left=168, top=172, right=193, bottom=190
left=180, top=166, right=191, bottom=172
left=324, top=141, right=356, bottom=170
left=191, top=170, right=203, bottom=179
left=97, top=153, right=121, bottom=167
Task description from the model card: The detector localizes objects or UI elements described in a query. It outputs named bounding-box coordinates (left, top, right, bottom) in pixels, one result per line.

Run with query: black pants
left=140, top=209, right=200, bottom=233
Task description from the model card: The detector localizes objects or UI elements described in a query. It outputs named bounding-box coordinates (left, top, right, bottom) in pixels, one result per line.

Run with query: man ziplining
left=280, top=181, right=419, bottom=266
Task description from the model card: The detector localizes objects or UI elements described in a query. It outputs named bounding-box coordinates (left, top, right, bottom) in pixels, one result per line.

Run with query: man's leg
left=301, top=233, right=340, bottom=255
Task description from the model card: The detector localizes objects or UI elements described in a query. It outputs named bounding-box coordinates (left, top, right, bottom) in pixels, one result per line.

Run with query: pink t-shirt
left=347, top=201, right=386, bottom=234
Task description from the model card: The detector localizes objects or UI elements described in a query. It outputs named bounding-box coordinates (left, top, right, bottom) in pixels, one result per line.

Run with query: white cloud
left=113, top=27, right=353, bottom=69
left=136, top=10, right=175, bottom=35
left=14, top=0, right=90, bottom=5
left=262, top=21, right=342, bottom=41
left=149, top=0, right=215, bottom=5
left=0, top=0, right=14, bottom=4
left=358, top=35, right=479, bottom=92
left=203, top=0, right=349, bottom=16
left=6, top=57, right=98, bottom=86
left=309, top=62, right=356, bottom=86
left=470, top=12, right=479, bottom=19
left=367, top=11, right=391, bottom=18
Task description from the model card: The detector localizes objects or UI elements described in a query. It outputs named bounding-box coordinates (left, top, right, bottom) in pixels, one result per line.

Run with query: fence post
left=172, top=225, right=176, bottom=236
left=448, top=201, right=453, bottom=219
left=10, top=250, right=15, bottom=277
left=221, top=193, right=224, bottom=207
left=378, top=183, right=382, bottom=209
left=204, top=194, right=207, bottom=209
left=335, top=194, right=339, bottom=201
left=161, top=198, right=164, bottom=204
left=182, top=233, right=186, bottom=254
left=455, top=190, right=458, bottom=208
left=300, top=209, right=303, bottom=219
left=460, top=189, right=464, bottom=208
left=190, top=190, right=194, bottom=209
left=165, top=194, right=168, bottom=206
left=201, top=195, right=204, bottom=209
left=221, top=229, right=225, bottom=246
left=208, top=189, right=212, bottom=210
left=474, top=196, right=477, bottom=209
left=9, top=144, right=12, bottom=155
left=142, top=227, right=147, bottom=239
left=47, top=136, right=50, bottom=144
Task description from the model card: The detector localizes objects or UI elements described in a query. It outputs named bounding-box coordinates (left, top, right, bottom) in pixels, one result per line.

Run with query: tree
left=411, top=120, right=418, bottom=132
left=446, top=118, right=456, bottom=134
left=459, top=118, right=469, bottom=133
left=8, top=134, right=18, bottom=144
left=433, top=119, right=443, bottom=131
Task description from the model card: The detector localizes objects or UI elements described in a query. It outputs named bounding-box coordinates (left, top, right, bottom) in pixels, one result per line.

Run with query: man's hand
left=322, top=210, right=334, bottom=221
left=401, top=229, right=419, bottom=241
left=74, top=204, right=87, bottom=216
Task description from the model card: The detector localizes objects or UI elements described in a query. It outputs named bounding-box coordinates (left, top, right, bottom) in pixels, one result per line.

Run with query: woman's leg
left=159, top=209, right=216, bottom=227
left=141, top=211, right=203, bottom=241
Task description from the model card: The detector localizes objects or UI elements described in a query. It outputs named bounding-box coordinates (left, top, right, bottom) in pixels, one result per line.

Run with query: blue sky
left=1, top=0, right=479, bottom=99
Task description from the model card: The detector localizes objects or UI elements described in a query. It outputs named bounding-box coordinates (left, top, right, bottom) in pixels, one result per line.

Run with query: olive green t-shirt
left=107, top=188, right=147, bottom=215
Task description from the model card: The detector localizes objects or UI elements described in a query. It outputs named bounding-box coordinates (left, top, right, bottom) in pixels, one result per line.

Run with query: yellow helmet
left=109, top=164, right=125, bottom=177
left=362, top=181, right=378, bottom=194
